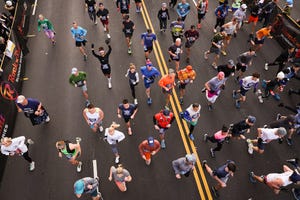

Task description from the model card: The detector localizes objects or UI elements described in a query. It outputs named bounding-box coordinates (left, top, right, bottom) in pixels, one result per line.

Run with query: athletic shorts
left=179, top=82, right=187, bottom=89
left=209, top=46, right=220, bottom=55
left=80, top=84, right=87, bottom=92
left=144, top=46, right=153, bottom=52
left=143, top=152, right=151, bottom=160
left=144, top=79, right=154, bottom=89
left=121, top=9, right=129, bottom=14
left=185, top=41, right=195, bottom=48
left=75, top=40, right=86, bottom=47
left=90, top=189, right=98, bottom=197
left=248, top=15, right=259, bottom=23
left=123, top=117, right=131, bottom=123
left=100, top=19, right=109, bottom=25
left=239, top=86, right=249, bottom=96
left=101, top=68, right=111, bottom=75
left=124, top=33, right=133, bottom=38
left=254, top=37, right=265, bottom=45
left=162, top=87, right=172, bottom=95
left=257, top=138, right=265, bottom=150
left=236, top=63, right=247, bottom=72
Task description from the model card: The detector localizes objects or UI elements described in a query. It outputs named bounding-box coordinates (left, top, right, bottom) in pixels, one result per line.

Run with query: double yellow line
left=140, top=1, right=212, bottom=199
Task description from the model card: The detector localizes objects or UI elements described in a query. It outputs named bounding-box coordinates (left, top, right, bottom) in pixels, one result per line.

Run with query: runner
left=203, top=71, right=226, bottom=111
left=69, top=67, right=90, bottom=106
left=37, top=14, right=56, bottom=45
left=104, top=122, right=125, bottom=163
left=71, top=22, right=88, bottom=61
left=15, top=95, right=50, bottom=126
left=172, top=153, right=197, bottom=179
left=204, top=31, right=227, bottom=68
left=117, top=0, right=130, bottom=18
left=96, top=3, right=111, bottom=38
left=245, top=0, right=261, bottom=35
left=260, top=0, right=278, bottom=27
left=230, top=0, right=242, bottom=12
left=83, top=104, right=104, bottom=133
left=85, top=0, right=97, bottom=25
left=261, top=71, right=285, bottom=100
left=134, top=0, right=142, bottom=13
left=141, top=29, right=156, bottom=59
left=140, top=60, right=161, bottom=105
left=91, top=39, right=112, bottom=89
left=249, top=165, right=300, bottom=195
left=228, top=115, right=256, bottom=140
left=184, top=25, right=199, bottom=63
left=168, top=38, right=183, bottom=71
left=157, top=3, right=170, bottom=32
left=170, top=17, right=185, bottom=43
left=74, top=177, right=103, bottom=199
left=56, top=137, right=82, bottom=172
left=125, top=63, right=139, bottom=104
left=176, top=0, right=190, bottom=21
left=214, top=2, right=229, bottom=33
left=153, top=109, right=175, bottom=149
left=117, top=99, right=138, bottom=135
left=138, top=136, right=161, bottom=165
left=232, top=72, right=260, bottom=109
left=235, top=48, right=256, bottom=82
left=196, top=0, right=208, bottom=29
left=221, top=18, right=238, bottom=56
left=1, top=136, right=35, bottom=171
left=158, top=68, right=176, bottom=109
left=246, top=127, right=287, bottom=155
left=250, top=24, right=273, bottom=54
left=177, top=65, right=196, bottom=105
left=180, top=103, right=201, bottom=140
left=108, top=164, right=132, bottom=192
left=233, top=4, right=247, bottom=33
left=122, top=15, right=135, bottom=55
left=217, top=59, right=236, bottom=79
left=204, top=125, right=229, bottom=158
left=264, top=47, right=295, bottom=73
left=202, top=160, right=236, bottom=198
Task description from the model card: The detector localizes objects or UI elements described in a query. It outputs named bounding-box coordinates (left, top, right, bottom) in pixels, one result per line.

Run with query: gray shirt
left=111, top=166, right=131, bottom=182
left=172, top=157, right=194, bottom=175
left=207, top=77, right=226, bottom=92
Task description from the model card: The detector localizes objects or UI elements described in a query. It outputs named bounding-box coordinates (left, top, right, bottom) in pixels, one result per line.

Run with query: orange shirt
left=256, top=28, right=271, bottom=40
left=158, top=74, right=175, bottom=89
left=177, top=69, right=196, bottom=82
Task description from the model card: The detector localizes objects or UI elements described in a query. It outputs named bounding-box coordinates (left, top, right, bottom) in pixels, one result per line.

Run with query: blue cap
left=147, top=137, right=155, bottom=147
left=74, top=180, right=84, bottom=194
left=247, top=116, right=256, bottom=123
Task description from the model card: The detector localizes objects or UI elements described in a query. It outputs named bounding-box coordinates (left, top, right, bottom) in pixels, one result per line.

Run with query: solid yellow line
left=141, top=1, right=211, bottom=199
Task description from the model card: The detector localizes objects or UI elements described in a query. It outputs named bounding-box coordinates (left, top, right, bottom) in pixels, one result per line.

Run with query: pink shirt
left=214, top=131, right=227, bottom=140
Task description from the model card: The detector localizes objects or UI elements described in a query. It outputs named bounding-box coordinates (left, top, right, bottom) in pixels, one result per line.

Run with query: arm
left=69, top=143, right=81, bottom=160
left=98, top=109, right=104, bottom=122
left=131, top=107, right=138, bottom=119
left=82, top=109, right=90, bottom=125
left=213, top=175, right=227, bottom=187
left=37, top=21, right=41, bottom=32
left=257, top=128, right=262, bottom=138
left=138, top=142, right=146, bottom=158
left=91, top=49, right=101, bottom=59
left=15, top=103, right=22, bottom=112
left=135, top=72, right=139, bottom=83
left=204, top=81, right=211, bottom=91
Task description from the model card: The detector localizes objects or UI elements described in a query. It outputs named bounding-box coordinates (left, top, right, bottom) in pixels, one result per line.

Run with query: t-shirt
left=184, top=30, right=199, bottom=43
left=37, top=19, right=54, bottom=31
left=237, top=52, right=253, bottom=66
left=217, top=65, right=235, bottom=78
left=16, top=98, right=40, bottom=115
left=71, top=26, right=87, bottom=42
left=118, top=104, right=137, bottom=118
left=1, top=136, right=27, bottom=155
left=123, top=20, right=134, bottom=34
left=141, top=32, right=156, bottom=47
left=111, top=166, right=131, bottom=182
left=241, top=76, right=259, bottom=90
left=208, top=77, right=226, bottom=92
left=186, top=104, right=201, bottom=121
left=211, top=33, right=224, bottom=46
left=214, top=130, right=227, bottom=141
left=69, top=71, right=87, bottom=87
left=256, top=28, right=271, bottom=40
left=117, top=0, right=130, bottom=11
left=96, top=8, right=109, bottom=21
left=170, top=21, right=185, bottom=36
left=158, top=8, right=169, bottom=19
left=260, top=128, right=280, bottom=142
left=231, top=120, right=250, bottom=135
left=140, top=66, right=160, bottom=82
left=168, top=44, right=182, bottom=60
left=85, top=0, right=96, bottom=12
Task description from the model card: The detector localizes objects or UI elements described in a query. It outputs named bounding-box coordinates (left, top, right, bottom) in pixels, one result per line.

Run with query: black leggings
left=214, top=18, right=225, bottom=29
left=189, top=124, right=195, bottom=134
left=22, top=151, right=33, bottom=163
left=207, top=136, right=223, bottom=151
left=129, top=83, right=137, bottom=99
left=159, top=18, right=167, bottom=30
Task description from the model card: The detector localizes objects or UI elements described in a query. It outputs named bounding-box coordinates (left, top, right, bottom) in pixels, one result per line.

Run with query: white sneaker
left=104, top=27, right=107, bottom=32
left=264, top=63, right=268, bottom=71
left=94, top=21, right=98, bottom=25
left=128, top=127, right=132, bottom=135
left=27, top=139, right=34, bottom=145
left=248, top=143, right=254, bottom=154
left=99, top=126, right=104, bottom=132
left=29, top=161, right=35, bottom=171
left=108, top=82, right=112, bottom=89
left=76, top=137, right=82, bottom=144
left=107, top=33, right=111, bottom=38
left=134, top=98, right=138, bottom=105
left=77, top=161, right=82, bottom=172
left=115, top=156, right=120, bottom=164
left=45, top=116, right=50, bottom=122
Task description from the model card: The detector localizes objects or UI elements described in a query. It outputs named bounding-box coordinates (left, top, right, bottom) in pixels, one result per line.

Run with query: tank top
left=224, top=22, right=236, bottom=35
left=85, top=108, right=100, bottom=125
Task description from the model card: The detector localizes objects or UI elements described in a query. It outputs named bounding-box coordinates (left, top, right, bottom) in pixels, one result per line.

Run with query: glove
left=105, top=38, right=110, bottom=45
left=91, top=43, right=94, bottom=48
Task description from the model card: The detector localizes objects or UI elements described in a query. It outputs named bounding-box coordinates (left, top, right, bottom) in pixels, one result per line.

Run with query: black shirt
left=123, top=20, right=134, bottom=34
left=85, top=0, right=96, bottom=12
left=217, top=65, right=235, bottom=78
left=96, top=8, right=109, bottom=21
left=231, top=120, right=251, bottom=136
left=92, top=45, right=112, bottom=68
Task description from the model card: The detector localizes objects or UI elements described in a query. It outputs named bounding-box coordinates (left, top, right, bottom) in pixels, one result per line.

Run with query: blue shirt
left=118, top=104, right=137, bottom=118
left=71, top=26, right=87, bottom=42
left=141, top=33, right=156, bottom=47
left=176, top=3, right=190, bottom=17
left=215, top=5, right=229, bottom=18
left=140, top=66, right=160, bottom=79
left=16, top=98, right=40, bottom=115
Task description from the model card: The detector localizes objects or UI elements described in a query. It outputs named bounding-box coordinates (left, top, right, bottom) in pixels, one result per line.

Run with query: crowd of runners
left=0, top=0, right=300, bottom=199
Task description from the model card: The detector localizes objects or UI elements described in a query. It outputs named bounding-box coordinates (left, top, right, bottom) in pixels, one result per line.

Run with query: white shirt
left=260, top=128, right=279, bottom=142
left=186, top=104, right=201, bottom=121
left=104, top=129, right=125, bottom=145
left=266, top=171, right=293, bottom=187
left=241, top=76, right=259, bottom=90
left=1, top=136, right=28, bottom=155
left=84, top=108, right=101, bottom=125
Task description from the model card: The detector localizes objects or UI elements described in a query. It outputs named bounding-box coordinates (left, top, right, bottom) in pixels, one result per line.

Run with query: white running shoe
left=248, top=143, right=254, bottom=154
left=107, top=33, right=111, bottom=38
left=99, top=126, right=104, bottom=132
left=27, top=139, right=34, bottom=145
left=264, top=63, right=269, bottom=71
left=134, top=98, right=138, bottom=105
left=77, top=161, right=82, bottom=172
left=45, top=116, right=50, bottom=122
left=115, top=156, right=120, bottom=164
left=104, top=27, right=107, bottom=32
left=29, top=161, right=35, bottom=171
left=76, top=137, right=82, bottom=144
left=108, top=82, right=112, bottom=89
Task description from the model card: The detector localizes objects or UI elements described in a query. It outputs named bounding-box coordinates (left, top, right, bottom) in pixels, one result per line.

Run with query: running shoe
left=221, top=50, right=227, bottom=56
left=29, top=161, right=35, bottom=171
left=248, top=142, right=254, bottom=154
left=134, top=98, right=138, bottom=105
left=286, top=158, right=299, bottom=167
left=83, top=54, right=87, bottom=61
left=27, top=139, right=34, bottom=145
left=232, top=90, right=237, bottom=99
left=77, top=161, right=82, bottom=172
left=197, top=23, right=201, bottom=29
left=45, top=116, right=50, bottom=122
left=128, top=127, right=132, bottom=135
left=115, top=156, right=120, bottom=164
left=204, top=51, right=208, bottom=60
left=208, top=105, right=213, bottom=111
left=99, top=126, right=104, bottom=132
left=128, top=48, right=132, bottom=54
left=94, top=21, right=98, bottom=25
left=104, top=27, right=107, bottom=32
left=189, top=134, right=194, bottom=141
left=186, top=57, right=190, bottom=64
left=203, top=134, right=208, bottom=142
left=276, top=113, right=281, bottom=121
left=179, top=98, right=183, bottom=105
left=202, top=160, right=207, bottom=169
left=147, top=98, right=152, bottom=105
left=211, top=186, right=219, bottom=197
left=76, top=137, right=82, bottom=143
left=108, top=82, right=112, bottom=89
left=292, top=188, right=300, bottom=200
left=264, top=63, right=269, bottom=71
left=107, top=33, right=111, bottom=39
left=213, top=28, right=217, bottom=33
left=210, top=148, right=215, bottom=158
left=249, top=172, right=256, bottom=183
left=161, top=140, right=166, bottom=149
left=286, top=138, right=292, bottom=146
left=235, top=100, right=240, bottom=109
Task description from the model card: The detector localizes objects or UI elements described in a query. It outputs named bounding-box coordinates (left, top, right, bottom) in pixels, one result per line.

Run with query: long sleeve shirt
left=172, top=157, right=194, bottom=175
left=1, top=136, right=27, bottom=155
left=104, top=129, right=125, bottom=145
left=176, top=3, right=190, bottom=17
left=71, top=26, right=87, bottom=42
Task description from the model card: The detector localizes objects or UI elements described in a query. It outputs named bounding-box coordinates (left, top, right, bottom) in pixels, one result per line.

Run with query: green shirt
left=69, top=71, right=87, bottom=87
left=37, top=19, right=54, bottom=32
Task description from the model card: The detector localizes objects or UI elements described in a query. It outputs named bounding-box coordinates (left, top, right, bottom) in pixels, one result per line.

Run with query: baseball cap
left=276, top=71, right=285, bottom=80
left=247, top=115, right=256, bottom=123
left=162, top=2, right=167, bottom=7
left=71, top=67, right=78, bottom=74
left=186, top=65, right=193, bottom=71
left=185, top=153, right=196, bottom=163
left=241, top=4, right=247, bottom=9
left=277, top=127, right=287, bottom=136
left=228, top=59, right=235, bottom=66
left=162, top=109, right=170, bottom=116
left=74, top=180, right=84, bottom=194
left=16, top=95, right=25, bottom=103
left=6, top=1, right=12, bottom=6
left=147, top=136, right=155, bottom=147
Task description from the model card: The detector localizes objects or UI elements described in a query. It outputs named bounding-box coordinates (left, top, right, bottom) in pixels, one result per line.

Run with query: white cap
left=162, top=2, right=167, bottom=7
left=241, top=4, right=247, bottom=9
left=16, top=95, right=25, bottom=103
left=71, top=67, right=78, bottom=74
left=276, top=71, right=285, bottom=80
left=6, top=1, right=12, bottom=6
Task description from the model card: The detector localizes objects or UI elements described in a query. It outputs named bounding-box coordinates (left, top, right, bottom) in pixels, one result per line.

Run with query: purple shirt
left=16, top=98, right=40, bottom=115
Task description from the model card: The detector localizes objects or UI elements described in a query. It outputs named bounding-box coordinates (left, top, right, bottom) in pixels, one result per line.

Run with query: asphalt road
left=0, top=0, right=299, bottom=200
